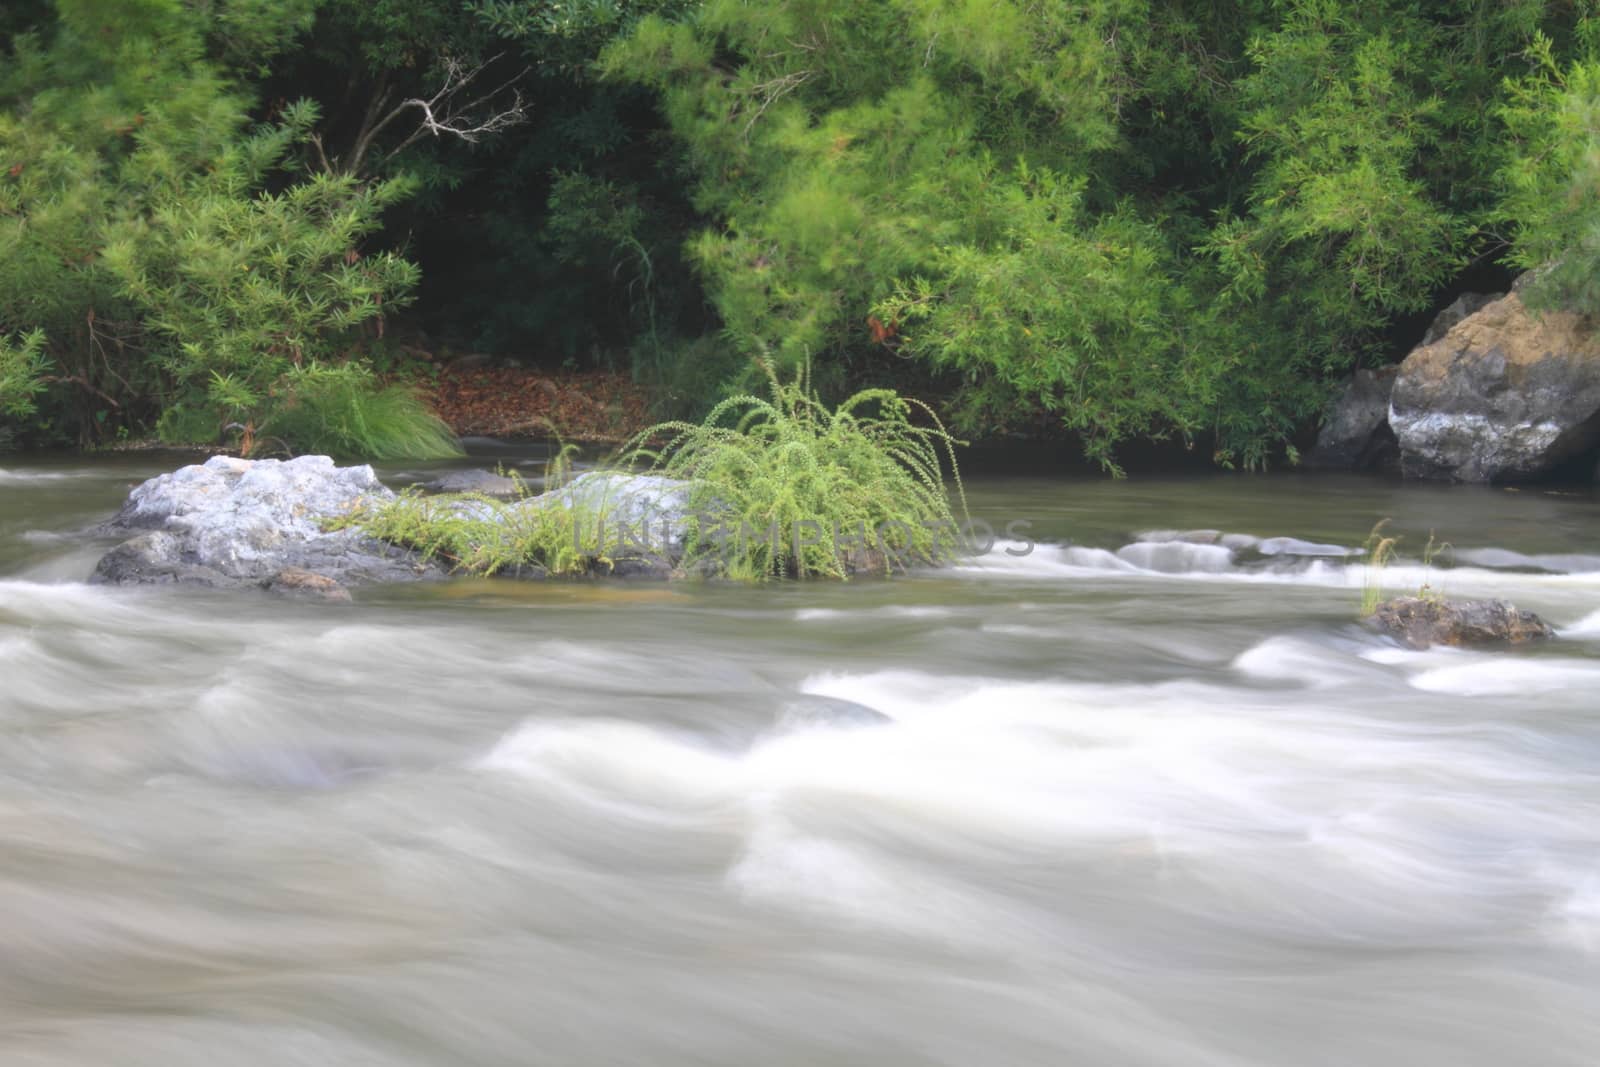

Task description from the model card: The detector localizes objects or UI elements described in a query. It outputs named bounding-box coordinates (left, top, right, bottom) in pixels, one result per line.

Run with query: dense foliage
left=6, top=0, right=1600, bottom=468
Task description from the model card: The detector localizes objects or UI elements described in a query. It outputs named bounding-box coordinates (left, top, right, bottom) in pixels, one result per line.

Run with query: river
left=2, top=446, right=1599, bottom=1065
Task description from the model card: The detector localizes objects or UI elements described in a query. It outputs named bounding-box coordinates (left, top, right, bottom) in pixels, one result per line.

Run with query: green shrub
left=1498, top=43, right=1600, bottom=314
left=0, top=329, right=50, bottom=420
left=0, top=4, right=420, bottom=448
left=154, top=402, right=224, bottom=446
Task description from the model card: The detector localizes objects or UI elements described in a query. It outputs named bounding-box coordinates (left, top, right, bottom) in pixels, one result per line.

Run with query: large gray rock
left=1305, top=367, right=1399, bottom=471
left=91, top=455, right=440, bottom=591
left=535, top=471, right=698, bottom=560
left=1370, top=596, right=1556, bottom=650
left=1390, top=291, right=1600, bottom=481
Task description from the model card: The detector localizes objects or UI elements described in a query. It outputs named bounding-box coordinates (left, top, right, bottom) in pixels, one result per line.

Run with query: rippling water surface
left=3, top=449, right=1599, bottom=1065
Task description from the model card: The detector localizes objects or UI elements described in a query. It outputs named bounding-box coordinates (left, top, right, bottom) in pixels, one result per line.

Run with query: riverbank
left=422, top=362, right=653, bottom=443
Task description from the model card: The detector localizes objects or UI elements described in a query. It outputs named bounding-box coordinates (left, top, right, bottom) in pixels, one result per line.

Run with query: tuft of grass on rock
left=1360, top=519, right=1400, bottom=617
left=623, top=359, right=969, bottom=580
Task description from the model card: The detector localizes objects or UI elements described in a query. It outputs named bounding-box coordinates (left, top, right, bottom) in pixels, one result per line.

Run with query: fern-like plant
left=623, top=360, right=968, bottom=580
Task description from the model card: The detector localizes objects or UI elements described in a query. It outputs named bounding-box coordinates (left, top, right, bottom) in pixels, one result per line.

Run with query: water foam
left=1409, top=658, right=1600, bottom=697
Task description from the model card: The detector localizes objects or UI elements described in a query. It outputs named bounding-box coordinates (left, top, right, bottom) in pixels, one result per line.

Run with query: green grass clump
left=349, top=448, right=651, bottom=578
left=624, top=360, right=968, bottom=580
left=352, top=488, right=598, bottom=577
left=259, top=362, right=462, bottom=461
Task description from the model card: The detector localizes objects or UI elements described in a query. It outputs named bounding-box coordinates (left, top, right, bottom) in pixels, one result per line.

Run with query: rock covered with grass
left=360, top=365, right=969, bottom=581
left=419, top=469, right=525, bottom=497
left=356, top=470, right=703, bottom=580
left=1370, top=596, right=1556, bottom=650
left=91, top=455, right=440, bottom=593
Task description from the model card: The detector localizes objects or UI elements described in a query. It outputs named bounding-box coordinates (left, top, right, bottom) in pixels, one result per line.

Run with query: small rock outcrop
left=1389, top=291, right=1600, bottom=481
left=1369, top=596, right=1556, bottom=650
left=91, top=455, right=441, bottom=592
left=262, top=566, right=354, bottom=602
left=1420, top=291, right=1502, bottom=347
left=1306, top=367, right=1400, bottom=471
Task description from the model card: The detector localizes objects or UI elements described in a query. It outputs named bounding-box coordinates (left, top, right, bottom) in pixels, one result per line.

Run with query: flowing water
left=3, top=447, right=1600, bottom=1065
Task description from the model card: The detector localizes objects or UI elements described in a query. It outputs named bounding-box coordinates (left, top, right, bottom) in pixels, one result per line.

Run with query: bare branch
left=741, top=70, right=812, bottom=139
left=330, top=56, right=530, bottom=177
left=385, top=55, right=531, bottom=163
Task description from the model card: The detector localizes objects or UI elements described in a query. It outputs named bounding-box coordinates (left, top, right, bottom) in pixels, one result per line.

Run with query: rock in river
left=1369, top=596, right=1556, bottom=650
left=419, top=469, right=525, bottom=497
left=91, top=455, right=440, bottom=592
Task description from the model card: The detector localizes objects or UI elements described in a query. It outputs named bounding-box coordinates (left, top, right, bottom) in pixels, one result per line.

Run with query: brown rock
left=1390, top=290, right=1600, bottom=481
left=1369, top=596, right=1555, bottom=650
left=263, top=567, right=353, bottom=602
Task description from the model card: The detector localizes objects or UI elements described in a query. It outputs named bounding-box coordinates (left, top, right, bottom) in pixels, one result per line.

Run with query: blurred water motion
left=2, top=454, right=1599, bottom=1065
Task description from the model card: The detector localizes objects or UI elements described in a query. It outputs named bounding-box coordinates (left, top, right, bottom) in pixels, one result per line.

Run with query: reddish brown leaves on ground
left=423, top=363, right=653, bottom=443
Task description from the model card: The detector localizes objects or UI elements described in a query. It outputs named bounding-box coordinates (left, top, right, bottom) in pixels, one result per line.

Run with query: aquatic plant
left=351, top=486, right=603, bottom=578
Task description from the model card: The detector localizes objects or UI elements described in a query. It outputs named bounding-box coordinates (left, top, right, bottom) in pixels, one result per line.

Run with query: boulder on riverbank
left=1305, top=367, right=1400, bottom=472
left=1389, top=291, right=1600, bottom=481
left=91, top=455, right=442, bottom=593
left=1369, top=596, right=1556, bottom=650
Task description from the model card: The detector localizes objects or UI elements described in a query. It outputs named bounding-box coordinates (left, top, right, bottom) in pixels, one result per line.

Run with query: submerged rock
left=91, top=455, right=441, bottom=592
left=1390, top=291, right=1600, bottom=481
left=775, top=695, right=893, bottom=732
left=419, top=469, right=525, bottom=497
left=1369, top=596, right=1556, bottom=650
left=263, top=566, right=354, bottom=602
